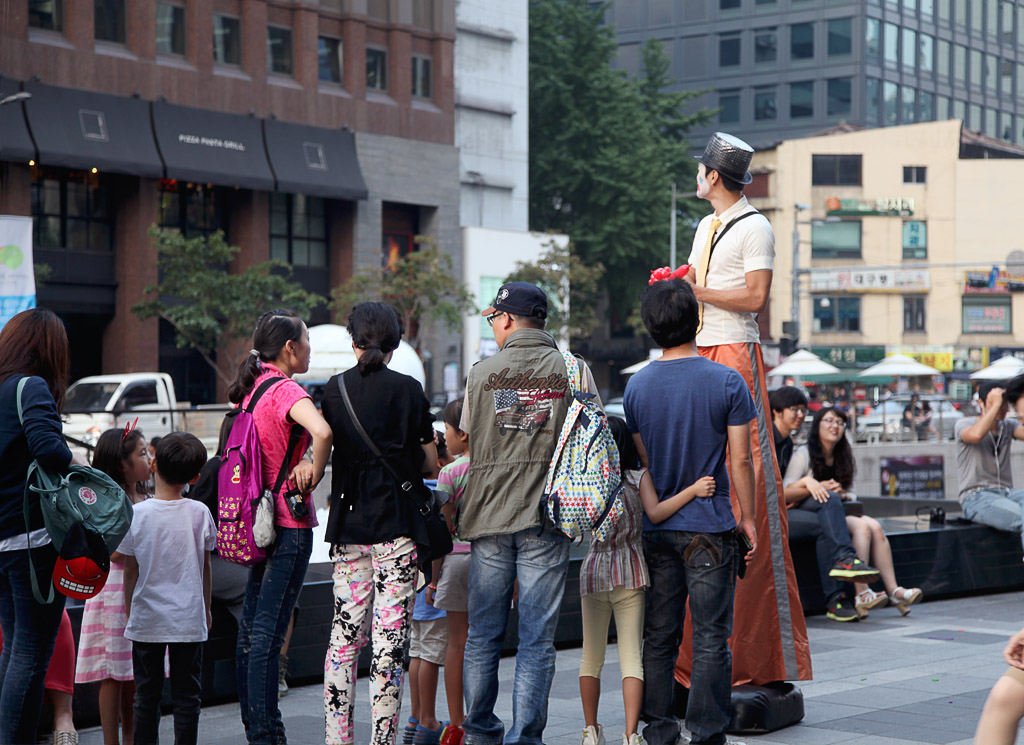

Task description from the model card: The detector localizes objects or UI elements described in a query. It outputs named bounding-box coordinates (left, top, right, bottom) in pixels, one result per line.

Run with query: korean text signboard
left=880, top=456, right=944, bottom=500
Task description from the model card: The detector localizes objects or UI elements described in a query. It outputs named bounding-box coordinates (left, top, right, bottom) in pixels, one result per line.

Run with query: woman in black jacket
left=0, top=308, right=75, bottom=744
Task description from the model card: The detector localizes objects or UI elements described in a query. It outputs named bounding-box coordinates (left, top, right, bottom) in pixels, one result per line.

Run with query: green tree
left=330, top=238, right=475, bottom=350
left=504, top=239, right=604, bottom=342
left=132, top=227, right=325, bottom=386
left=529, top=0, right=711, bottom=323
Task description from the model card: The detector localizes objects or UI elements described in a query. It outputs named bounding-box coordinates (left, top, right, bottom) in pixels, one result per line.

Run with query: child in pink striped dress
left=75, top=427, right=152, bottom=745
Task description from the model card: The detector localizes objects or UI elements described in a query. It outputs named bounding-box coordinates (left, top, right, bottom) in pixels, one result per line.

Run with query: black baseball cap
left=482, top=282, right=548, bottom=320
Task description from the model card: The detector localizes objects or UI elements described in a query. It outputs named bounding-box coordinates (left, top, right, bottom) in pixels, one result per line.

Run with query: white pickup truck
left=64, top=373, right=228, bottom=453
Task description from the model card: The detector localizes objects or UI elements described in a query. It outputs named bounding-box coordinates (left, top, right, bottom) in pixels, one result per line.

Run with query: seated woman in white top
left=783, top=406, right=923, bottom=618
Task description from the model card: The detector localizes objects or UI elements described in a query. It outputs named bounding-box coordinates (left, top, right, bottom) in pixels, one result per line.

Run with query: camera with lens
left=284, top=488, right=309, bottom=519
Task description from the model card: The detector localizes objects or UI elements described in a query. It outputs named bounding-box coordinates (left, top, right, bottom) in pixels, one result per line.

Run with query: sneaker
left=680, top=737, right=745, bottom=745
left=826, top=596, right=859, bottom=622
left=278, top=653, right=289, bottom=698
left=582, top=724, right=606, bottom=745
left=622, top=734, right=644, bottom=745
left=440, top=724, right=465, bottom=745
left=404, top=718, right=420, bottom=745
left=829, top=555, right=881, bottom=581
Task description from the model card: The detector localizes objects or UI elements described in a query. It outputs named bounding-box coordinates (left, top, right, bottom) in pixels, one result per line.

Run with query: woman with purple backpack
left=229, top=309, right=333, bottom=745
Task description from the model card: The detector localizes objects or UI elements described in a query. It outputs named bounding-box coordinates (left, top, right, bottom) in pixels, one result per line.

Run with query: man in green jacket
left=460, top=282, right=600, bottom=745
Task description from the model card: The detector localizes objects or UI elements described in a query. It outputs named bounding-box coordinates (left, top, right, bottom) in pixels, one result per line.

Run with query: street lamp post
left=787, top=203, right=810, bottom=353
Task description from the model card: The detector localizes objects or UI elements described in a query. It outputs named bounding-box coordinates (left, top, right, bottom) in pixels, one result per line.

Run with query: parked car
left=854, top=395, right=964, bottom=442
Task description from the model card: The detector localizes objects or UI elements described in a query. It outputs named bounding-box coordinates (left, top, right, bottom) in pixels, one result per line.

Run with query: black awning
left=0, top=77, right=36, bottom=163
left=151, top=101, right=274, bottom=191
left=263, top=120, right=368, bottom=200
left=23, top=82, right=163, bottom=177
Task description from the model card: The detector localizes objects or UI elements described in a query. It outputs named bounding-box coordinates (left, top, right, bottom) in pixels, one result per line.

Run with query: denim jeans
left=133, top=641, right=203, bottom=745
left=788, top=492, right=858, bottom=603
left=0, top=543, right=67, bottom=745
left=962, top=488, right=1024, bottom=551
left=463, top=527, right=570, bottom=745
left=642, top=530, right=737, bottom=745
left=237, top=527, right=313, bottom=745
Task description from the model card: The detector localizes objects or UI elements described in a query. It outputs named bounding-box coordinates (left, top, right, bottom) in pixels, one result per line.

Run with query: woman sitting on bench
left=783, top=406, right=923, bottom=618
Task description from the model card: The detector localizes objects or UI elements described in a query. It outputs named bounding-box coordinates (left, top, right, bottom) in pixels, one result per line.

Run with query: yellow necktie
left=695, top=218, right=722, bottom=335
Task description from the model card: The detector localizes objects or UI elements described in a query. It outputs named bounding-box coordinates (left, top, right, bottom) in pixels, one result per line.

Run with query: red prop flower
left=648, top=264, right=691, bottom=285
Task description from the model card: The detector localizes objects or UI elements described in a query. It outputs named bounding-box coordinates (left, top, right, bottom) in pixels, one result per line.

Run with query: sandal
left=889, top=586, right=923, bottom=616
left=855, top=589, right=888, bottom=618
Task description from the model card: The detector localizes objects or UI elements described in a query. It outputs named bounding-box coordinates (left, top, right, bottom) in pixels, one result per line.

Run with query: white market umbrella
left=294, top=324, right=426, bottom=388
left=621, top=349, right=661, bottom=375
left=857, top=353, right=940, bottom=378
left=970, top=354, right=1024, bottom=380
left=767, top=349, right=840, bottom=378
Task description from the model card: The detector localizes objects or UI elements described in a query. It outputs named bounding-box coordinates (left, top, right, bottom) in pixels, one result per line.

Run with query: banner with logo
left=0, top=216, right=34, bottom=331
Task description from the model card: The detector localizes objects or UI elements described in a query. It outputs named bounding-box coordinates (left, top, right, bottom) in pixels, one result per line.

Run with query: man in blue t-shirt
left=624, top=278, right=757, bottom=745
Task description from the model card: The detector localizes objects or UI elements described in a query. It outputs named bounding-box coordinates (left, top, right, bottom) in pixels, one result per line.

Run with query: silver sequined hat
left=694, top=132, right=754, bottom=185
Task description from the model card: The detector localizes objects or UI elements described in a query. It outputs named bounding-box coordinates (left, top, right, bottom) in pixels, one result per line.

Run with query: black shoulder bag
left=337, top=377, right=452, bottom=577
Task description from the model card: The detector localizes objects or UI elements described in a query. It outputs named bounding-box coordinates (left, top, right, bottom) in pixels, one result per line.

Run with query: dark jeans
left=641, top=530, right=737, bottom=745
left=0, top=543, right=67, bottom=745
left=236, top=527, right=312, bottom=745
left=787, top=492, right=857, bottom=603
left=133, top=641, right=203, bottom=745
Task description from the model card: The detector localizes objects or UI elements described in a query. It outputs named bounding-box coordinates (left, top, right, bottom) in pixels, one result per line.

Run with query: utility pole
left=784, top=203, right=810, bottom=355
left=670, top=182, right=677, bottom=267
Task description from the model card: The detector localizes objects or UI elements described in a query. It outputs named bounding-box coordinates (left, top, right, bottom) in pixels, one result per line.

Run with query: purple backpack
left=217, top=377, right=300, bottom=566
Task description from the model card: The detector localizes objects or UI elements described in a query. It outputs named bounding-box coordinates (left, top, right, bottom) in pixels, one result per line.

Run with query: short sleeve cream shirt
left=687, top=195, right=775, bottom=347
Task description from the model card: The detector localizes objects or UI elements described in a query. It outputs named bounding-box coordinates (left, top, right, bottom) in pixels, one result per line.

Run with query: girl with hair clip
left=230, top=309, right=333, bottom=745
left=784, top=406, right=922, bottom=618
left=320, top=302, right=438, bottom=745
left=75, top=426, right=153, bottom=745
left=0, top=308, right=79, bottom=744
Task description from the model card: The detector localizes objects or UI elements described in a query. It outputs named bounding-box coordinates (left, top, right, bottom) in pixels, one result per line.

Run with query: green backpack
left=18, top=377, right=134, bottom=603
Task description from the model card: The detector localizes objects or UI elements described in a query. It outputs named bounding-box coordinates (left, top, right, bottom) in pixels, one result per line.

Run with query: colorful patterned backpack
left=543, top=351, right=624, bottom=541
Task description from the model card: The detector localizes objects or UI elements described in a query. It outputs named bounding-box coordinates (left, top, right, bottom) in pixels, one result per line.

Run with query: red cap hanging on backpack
left=53, top=521, right=111, bottom=599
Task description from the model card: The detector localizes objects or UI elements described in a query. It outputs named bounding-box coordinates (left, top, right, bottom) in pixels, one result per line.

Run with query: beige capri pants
left=579, top=585, right=645, bottom=680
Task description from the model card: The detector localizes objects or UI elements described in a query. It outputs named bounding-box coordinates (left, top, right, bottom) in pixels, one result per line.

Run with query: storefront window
left=813, top=296, right=861, bottom=333
left=270, top=194, right=327, bottom=268
left=31, top=166, right=113, bottom=252
left=158, top=181, right=226, bottom=239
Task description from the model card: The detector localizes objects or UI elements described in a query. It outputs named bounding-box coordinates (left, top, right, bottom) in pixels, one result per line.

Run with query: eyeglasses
left=486, top=311, right=506, bottom=327
left=821, top=417, right=846, bottom=429
left=787, top=406, right=808, bottom=417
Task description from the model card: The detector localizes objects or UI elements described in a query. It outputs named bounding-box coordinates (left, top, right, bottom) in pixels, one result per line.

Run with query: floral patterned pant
left=325, top=537, right=417, bottom=745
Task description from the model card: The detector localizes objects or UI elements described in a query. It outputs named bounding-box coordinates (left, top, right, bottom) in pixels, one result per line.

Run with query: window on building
left=791, top=81, right=814, bottom=118
left=270, top=194, right=328, bottom=268
left=827, top=77, right=852, bottom=116
left=970, top=49, right=982, bottom=87
left=318, top=37, right=342, bottom=83
left=902, top=86, right=917, bottom=123
left=649, top=0, right=673, bottom=24
left=1000, top=112, right=1015, bottom=142
left=267, top=26, right=293, bottom=75
left=955, top=0, right=968, bottom=26
left=366, top=47, right=388, bottom=90
left=921, top=0, right=934, bottom=15
left=865, top=78, right=880, bottom=125
left=901, top=28, right=917, bottom=69
left=158, top=181, right=226, bottom=238
left=31, top=166, right=113, bottom=252
left=883, top=22, right=899, bottom=65
left=938, top=0, right=950, bottom=22
left=971, top=0, right=983, bottom=31
left=754, top=87, right=777, bottom=120
left=1000, top=58, right=1013, bottom=95
left=156, top=3, right=186, bottom=56
left=985, top=53, right=997, bottom=92
left=828, top=18, right=852, bottom=56
left=919, top=33, right=934, bottom=73
left=963, top=296, right=1011, bottom=334
left=903, top=220, right=927, bottom=258
left=936, top=94, right=949, bottom=119
left=94, top=0, right=125, bottom=43
left=904, top=297, right=926, bottom=332
left=791, top=23, right=814, bottom=60
left=952, top=99, right=966, bottom=122
left=1018, top=63, right=1024, bottom=98
left=937, top=39, right=950, bottom=78
left=811, top=220, right=862, bottom=258
left=213, top=15, right=241, bottom=65
left=413, top=0, right=434, bottom=29
left=29, top=0, right=63, bottom=31
left=412, top=56, right=432, bottom=98
left=985, top=107, right=997, bottom=137
left=812, top=154, right=862, bottom=185
left=903, top=0, right=918, bottom=13
left=883, top=81, right=899, bottom=124
left=970, top=102, right=981, bottom=129
left=1001, top=0, right=1015, bottom=43
left=813, top=296, right=861, bottom=332
left=987, top=0, right=998, bottom=35
left=954, top=44, right=967, bottom=84
left=755, top=28, right=777, bottom=63
left=719, top=91, right=740, bottom=123
left=918, top=90, right=934, bottom=121
left=755, top=0, right=775, bottom=4
left=367, top=0, right=389, bottom=21
left=719, top=33, right=740, bottom=66
left=903, top=165, right=927, bottom=184
left=865, top=18, right=880, bottom=59
left=720, top=0, right=741, bottom=8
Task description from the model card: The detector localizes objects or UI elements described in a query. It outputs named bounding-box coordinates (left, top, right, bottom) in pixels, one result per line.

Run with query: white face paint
left=695, top=164, right=711, bottom=199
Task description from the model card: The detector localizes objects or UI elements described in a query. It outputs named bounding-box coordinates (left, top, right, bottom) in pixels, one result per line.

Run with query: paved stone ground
left=76, top=591, right=1024, bottom=744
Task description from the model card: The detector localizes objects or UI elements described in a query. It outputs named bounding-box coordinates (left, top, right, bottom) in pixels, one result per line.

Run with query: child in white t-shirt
left=120, top=432, right=216, bottom=745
